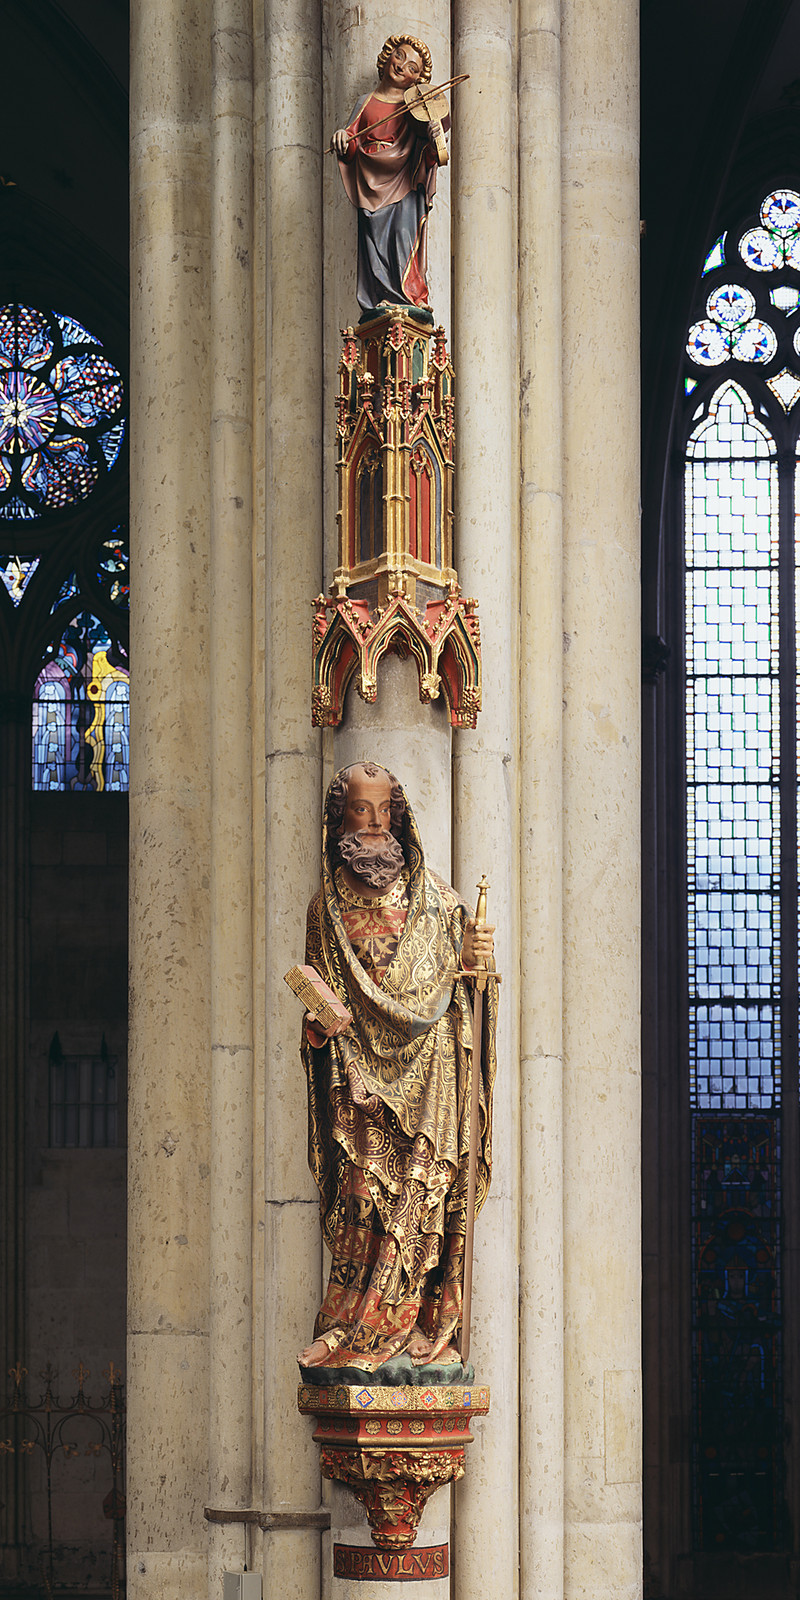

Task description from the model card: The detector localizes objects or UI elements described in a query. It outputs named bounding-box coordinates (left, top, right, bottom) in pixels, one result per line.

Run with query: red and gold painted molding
left=298, top=1382, right=490, bottom=1551
left=311, top=309, right=482, bottom=729
left=333, top=311, right=456, bottom=605
left=312, top=586, right=481, bottom=729
left=333, top=1541, right=449, bottom=1581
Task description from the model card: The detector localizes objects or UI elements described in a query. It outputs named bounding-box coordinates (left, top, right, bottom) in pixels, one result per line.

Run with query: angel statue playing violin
left=331, top=34, right=449, bottom=319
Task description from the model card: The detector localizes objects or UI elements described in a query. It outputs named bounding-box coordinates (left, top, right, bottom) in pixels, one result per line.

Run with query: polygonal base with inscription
left=298, top=1382, right=490, bottom=1551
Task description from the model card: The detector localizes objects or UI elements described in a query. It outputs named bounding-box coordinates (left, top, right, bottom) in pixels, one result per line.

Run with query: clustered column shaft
left=127, top=0, right=644, bottom=1594
left=208, top=0, right=256, bottom=1590
left=519, top=1, right=565, bottom=1595
left=129, top=3, right=213, bottom=1596
left=255, top=0, right=326, bottom=1595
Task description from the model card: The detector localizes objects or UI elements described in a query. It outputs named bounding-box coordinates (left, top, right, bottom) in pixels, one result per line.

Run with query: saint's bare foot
left=411, top=1341, right=461, bottom=1367
left=298, top=1338, right=334, bottom=1367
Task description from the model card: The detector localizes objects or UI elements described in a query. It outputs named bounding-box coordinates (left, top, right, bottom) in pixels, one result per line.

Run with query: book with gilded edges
left=283, top=964, right=352, bottom=1032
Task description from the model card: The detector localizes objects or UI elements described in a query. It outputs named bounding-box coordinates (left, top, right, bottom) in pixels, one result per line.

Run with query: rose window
left=0, top=303, right=125, bottom=519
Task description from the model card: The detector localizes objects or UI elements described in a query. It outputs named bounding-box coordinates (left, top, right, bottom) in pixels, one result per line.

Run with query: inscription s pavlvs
left=333, top=1541, right=449, bottom=1580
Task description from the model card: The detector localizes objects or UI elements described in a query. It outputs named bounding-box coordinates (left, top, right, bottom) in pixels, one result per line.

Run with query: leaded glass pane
left=97, top=528, right=129, bottom=609
left=32, top=612, right=129, bottom=792
left=686, top=376, right=784, bottom=1551
left=707, top=284, right=756, bottom=328
left=740, top=228, right=782, bottom=273
left=766, top=368, right=800, bottom=411
left=686, top=382, right=778, bottom=1115
left=731, top=321, right=778, bottom=364
left=702, top=234, right=727, bottom=275
left=0, top=303, right=125, bottom=519
left=0, top=554, right=39, bottom=605
left=770, top=286, right=800, bottom=314
left=761, top=189, right=800, bottom=236
left=688, top=285, right=778, bottom=368
left=51, top=570, right=79, bottom=614
left=687, top=321, right=729, bottom=366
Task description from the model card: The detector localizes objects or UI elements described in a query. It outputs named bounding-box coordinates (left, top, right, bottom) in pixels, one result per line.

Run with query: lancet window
left=681, top=188, right=800, bottom=1551
left=32, top=608, right=129, bottom=792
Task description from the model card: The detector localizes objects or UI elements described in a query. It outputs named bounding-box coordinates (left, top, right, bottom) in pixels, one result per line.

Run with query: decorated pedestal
left=312, top=309, right=481, bottom=729
left=324, top=1479, right=451, bottom=1597
left=298, top=1380, right=489, bottom=1565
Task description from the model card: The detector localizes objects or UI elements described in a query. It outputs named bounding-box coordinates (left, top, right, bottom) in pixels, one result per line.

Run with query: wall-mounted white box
left=223, top=1573, right=262, bottom=1600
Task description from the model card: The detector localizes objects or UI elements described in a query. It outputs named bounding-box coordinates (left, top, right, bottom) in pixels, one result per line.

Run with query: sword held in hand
left=458, top=875, right=501, bottom=1366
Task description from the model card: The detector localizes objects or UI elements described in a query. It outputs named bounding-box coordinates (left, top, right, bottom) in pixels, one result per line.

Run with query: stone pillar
left=518, top=1, right=564, bottom=1596
left=0, top=696, right=29, bottom=1576
left=322, top=16, right=455, bottom=1589
left=451, top=2, right=519, bottom=1596
left=129, top=4, right=212, bottom=1597
left=253, top=0, right=325, bottom=1594
left=561, top=0, right=642, bottom=1593
left=332, top=655, right=452, bottom=879
left=207, top=1, right=255, bottom=1593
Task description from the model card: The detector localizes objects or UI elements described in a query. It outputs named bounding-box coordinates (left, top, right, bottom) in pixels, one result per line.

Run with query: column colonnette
left=207, top=0, right=256, bottom=1590
left=452, top=2, right=521, bottom=1596
left=519, top=2, right=565, bottom=1596
left=256, top=0, right=326, bottom=1594
left=561, top=0, right=642, bottom=1593
left=129, top=3, right=214, bottom=1596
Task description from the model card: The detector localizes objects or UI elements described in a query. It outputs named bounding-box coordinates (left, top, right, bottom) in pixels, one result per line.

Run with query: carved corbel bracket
left=298, top=1382, right=489, bottom=1551
left=311, top=589, right=482, bottom=729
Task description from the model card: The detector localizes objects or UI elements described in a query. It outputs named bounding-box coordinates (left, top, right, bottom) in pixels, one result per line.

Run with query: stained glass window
left=766, top=368, right=800, bottom=412
left=0, top=303, right=125, bottom=519
left=32, top=611, right=129, bottom=792
left=96, top=528, right=129, bottom=610
left=702, top=234, right=727, bottom=276
left=50, top=570, right=80, bottom=614
left=770, top=286, right=800, bottom=315
left=0, top=554, right=39, bottom=605
left=740, top=190, right=800, bottom=272
left=685, top=377, right=786, bottom=1549
left=687, top=285, right=777, bottom=367
left=679, top=169, right=800, bottom=1558
left=686, top=382, right=779, bottom=1111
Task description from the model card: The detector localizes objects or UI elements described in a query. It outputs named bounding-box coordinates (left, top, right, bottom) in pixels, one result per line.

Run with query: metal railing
left=0, top=1361, right=125, bottom=1598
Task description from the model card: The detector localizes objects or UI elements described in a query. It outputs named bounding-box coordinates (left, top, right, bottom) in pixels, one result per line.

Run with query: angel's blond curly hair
left=376, top=34, right=433, bottom=86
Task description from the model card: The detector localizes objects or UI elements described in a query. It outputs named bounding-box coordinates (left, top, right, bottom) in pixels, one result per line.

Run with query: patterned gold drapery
left=301, top=770, right=497, bottom=1369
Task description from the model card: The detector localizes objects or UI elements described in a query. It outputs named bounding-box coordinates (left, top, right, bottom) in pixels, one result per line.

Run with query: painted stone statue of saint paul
left=331, top=35, right=449, bottom=318
left=298, top=762, right=497, bottom=1373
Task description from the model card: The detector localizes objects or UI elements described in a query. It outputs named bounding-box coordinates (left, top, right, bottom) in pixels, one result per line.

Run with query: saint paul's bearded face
left=335, top=766, right=406, bottom=892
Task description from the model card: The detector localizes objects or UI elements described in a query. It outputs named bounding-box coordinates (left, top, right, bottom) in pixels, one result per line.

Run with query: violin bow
left=324, top=73, right=469, bottom=154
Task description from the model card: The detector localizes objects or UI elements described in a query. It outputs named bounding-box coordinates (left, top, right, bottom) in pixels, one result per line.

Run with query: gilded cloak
left=302, top=771, right=497, bottom=1356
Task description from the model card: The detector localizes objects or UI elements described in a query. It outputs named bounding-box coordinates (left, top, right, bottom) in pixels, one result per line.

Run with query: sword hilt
left=458, top=874, right=501, bottom=992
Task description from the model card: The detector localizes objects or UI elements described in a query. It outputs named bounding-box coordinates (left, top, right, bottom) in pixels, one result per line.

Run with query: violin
left=404, top=81, right=450, bottom=166
left=325, top=74, right=468, bottom=160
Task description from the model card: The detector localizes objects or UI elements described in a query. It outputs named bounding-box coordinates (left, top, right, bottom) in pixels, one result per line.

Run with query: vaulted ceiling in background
left=0, top=0, right=128, bottom=342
